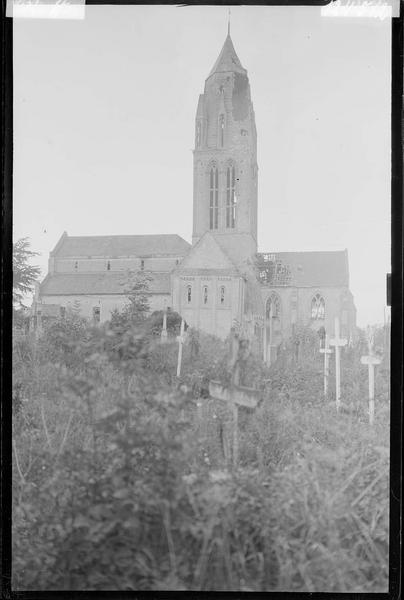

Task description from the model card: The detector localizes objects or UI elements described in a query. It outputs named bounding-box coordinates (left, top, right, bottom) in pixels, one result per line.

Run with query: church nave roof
left=50, top=232, right=190, bottom=259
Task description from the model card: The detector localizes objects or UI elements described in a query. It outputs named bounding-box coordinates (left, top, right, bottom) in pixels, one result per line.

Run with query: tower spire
left=227, top=7, right=231, bottom=36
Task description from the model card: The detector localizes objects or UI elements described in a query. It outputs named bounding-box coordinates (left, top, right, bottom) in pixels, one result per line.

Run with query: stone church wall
left=54, top=257, right=179, bottom=273
left=40, top=293, right=171, bottom=323
left=261, top=286, right=356, bottom=340
left=173, top=275, right=242, bottom=339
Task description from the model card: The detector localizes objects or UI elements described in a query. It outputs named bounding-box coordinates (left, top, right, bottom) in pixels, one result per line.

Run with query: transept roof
left=257, top=250, right=350, bottom=288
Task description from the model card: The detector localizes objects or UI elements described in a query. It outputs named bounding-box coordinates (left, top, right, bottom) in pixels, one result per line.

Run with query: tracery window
left=209, top=166, right=219, bottom=230
left=311, top=294, right=325, bottom=320
left=187, top=285, right=192, bottom=304
left=266, top=294, right=281, bottom=320
left=218, top=114, right=225, bottom=147
left=226, top=164, right=236, bottom=228
left=203, top=285, right=208, bottom=305
left=220, top=285, right=225, bottom=305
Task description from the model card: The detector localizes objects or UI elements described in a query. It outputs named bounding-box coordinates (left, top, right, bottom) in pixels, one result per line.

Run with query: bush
left=12, top=321, right=389, bottom=591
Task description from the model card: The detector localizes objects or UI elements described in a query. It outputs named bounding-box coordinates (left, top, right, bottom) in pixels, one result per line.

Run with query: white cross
left=263, top=301, right=274, bottom=365
left=361, top=341, right=381, bottom=425
left=161, top=304, right=168, bottom=343
left=176, top=318, right=186, bottom=377
left=329, top=317, right=347, bottom=411
left=319, top=333, right=333, bottom=397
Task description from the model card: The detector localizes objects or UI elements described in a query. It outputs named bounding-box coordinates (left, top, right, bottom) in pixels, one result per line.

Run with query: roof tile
left=257, top=251, right=349, bottom=287
left=52, top=234, right=190, bottom=258
left=40, top=272, right=171, bottom=296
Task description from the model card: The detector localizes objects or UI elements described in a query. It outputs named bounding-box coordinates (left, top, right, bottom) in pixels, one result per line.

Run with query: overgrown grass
left=11, top=319, right=390, bottom=591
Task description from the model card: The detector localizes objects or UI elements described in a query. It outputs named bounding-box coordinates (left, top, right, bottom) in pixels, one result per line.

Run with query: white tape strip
left=321, top=0, right=400, bottom=19
left=6, top=0, right=85, bottom=19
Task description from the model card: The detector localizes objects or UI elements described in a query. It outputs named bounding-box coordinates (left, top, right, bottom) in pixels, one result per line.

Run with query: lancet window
left=220, top=286, right=225, bottom=305
left=266, top=294, right=281, bottom=320
left=187, top=285, right=192, bottom=304
left=311, top=294, right=325, bottom=320
left=209, top=165, right=219, bottom=230
left=226, top=164, right=236, bottom=228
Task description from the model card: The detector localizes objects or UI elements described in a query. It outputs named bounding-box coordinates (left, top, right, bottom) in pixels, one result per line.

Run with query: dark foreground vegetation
left=12, top=308, right=390, bottom=592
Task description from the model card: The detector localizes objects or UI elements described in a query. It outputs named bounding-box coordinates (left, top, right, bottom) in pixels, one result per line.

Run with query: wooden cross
left=209, top=331, right=259, bottom=468
left=319, top=333, right=333, bottom=397
left=329, top=317, right=347, bottom=411
left=161, top=304, right=168, bottom=343
left=176, top=318, right=186, bottom=377
left=263, top=302, right=274, bottom=365
left=361, top=339, right=381, bottom=425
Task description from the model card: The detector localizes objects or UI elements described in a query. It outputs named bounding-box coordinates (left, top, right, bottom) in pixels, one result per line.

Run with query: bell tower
left=192, top=31, right=258, bottom=267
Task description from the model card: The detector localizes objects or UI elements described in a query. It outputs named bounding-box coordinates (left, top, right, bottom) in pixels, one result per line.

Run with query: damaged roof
left=257, top=250, right=349, bottom=287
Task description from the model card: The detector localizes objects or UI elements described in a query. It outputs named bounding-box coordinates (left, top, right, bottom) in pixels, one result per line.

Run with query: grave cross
left=329, top=317, right=347, bottom=411
left=209, top=331, right=259, bottom=468
left=319, top=333, right=333, bottom=397
left=263, top=302, right=274, bottom=365
left=161, top=304, right=168, bottom=343
left=176, top=318, right=186, bottom=377
left=361, top=339, right=381, bottom=426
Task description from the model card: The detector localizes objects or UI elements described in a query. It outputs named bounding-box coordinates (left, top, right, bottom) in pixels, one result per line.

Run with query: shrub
left=12, top=321, right=389, bottom=592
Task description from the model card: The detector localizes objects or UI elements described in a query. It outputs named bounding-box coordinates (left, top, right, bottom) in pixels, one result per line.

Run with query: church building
left=33, top=31, right=357, bottom=357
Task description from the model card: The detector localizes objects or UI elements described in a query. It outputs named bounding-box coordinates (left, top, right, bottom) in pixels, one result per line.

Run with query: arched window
left=218, top=114, right=225, bottom=147
left=187, top=285, right=192, bottom=304
left=226, top=164, right=236, bottom=228
left=203, top=285, right=208, bottom=305
left=209, top=165, right=219, bottom=230
left=196, top=120, right=202, bottom=148
left=220, top=286, right=225, bottom=305
left=311, top=294, right=325, bottom=320
left=266, top=294, right=281, bottom=320
left=107, top=260, right=111, bottom=271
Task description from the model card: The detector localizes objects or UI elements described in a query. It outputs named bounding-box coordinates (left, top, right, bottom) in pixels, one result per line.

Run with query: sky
left=13, top=5, right=392, bottom=326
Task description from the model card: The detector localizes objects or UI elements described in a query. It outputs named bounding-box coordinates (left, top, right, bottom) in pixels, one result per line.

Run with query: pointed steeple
left=207, top=33, right=246, bottom=79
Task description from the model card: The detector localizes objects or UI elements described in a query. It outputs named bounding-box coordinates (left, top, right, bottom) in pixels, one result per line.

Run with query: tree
left=146, top=308, right=184, bottom=337
left=110, top=270, right=153, bottom=330
left=13, top=238, right=41, bottom=308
